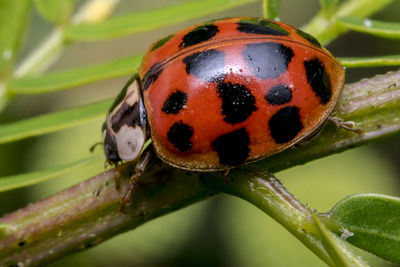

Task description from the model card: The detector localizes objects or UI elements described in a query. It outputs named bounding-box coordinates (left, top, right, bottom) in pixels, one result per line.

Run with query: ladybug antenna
left=90, top=142, right=103, bottom=153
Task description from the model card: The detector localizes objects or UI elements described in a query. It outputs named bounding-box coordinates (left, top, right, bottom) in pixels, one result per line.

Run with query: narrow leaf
left=338, top=17, right=400, bottom=39
left=0, top=100, right=111, bottom=144
left=64, top=0, right=258, bottom=41
left=33, top=0, right=76, bottom=25
left=313, top=214, right=368, bottom=267
left=7, top=55, right=142, bottom=94
left=328, top=194, right=400, bottom=264
left=0, top=0, right=31, bottom=78
left=340, top=55, right=400, bottom=68
left=0, top=155, right=101, bottom=192
left=263, top=0, right=280, bottom=19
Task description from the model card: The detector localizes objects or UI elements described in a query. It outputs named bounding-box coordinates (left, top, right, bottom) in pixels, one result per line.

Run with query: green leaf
left=0, top=0, right=31, bottom=78
left=0, top=155, right=101, bottom=192
left=34, top=0, right=76, bottom=25
left=64, top=0, right=258, bottom=41
left=313, top=214, right=369, bottom=267
left=263, top=0, right=280, bottom=19
left=0, top=100, right=111, bottom=144
left=7, top=55, right=142, bottom=94
left=328, top=194, right=400, bottom=264
left=319, top=0, right=339, bottom=15
left=338, top=17, right=400, bottom=39
left=339, top=55, right=400, bottom=68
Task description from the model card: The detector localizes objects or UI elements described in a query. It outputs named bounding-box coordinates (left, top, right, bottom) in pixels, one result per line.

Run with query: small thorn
left=114, top=166, right=121, bottom=191
left=328, top=116, right=363, bottom=135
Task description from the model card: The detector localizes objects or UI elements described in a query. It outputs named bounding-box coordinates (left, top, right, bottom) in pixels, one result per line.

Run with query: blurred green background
left=0, top=0, right=400, bottom=266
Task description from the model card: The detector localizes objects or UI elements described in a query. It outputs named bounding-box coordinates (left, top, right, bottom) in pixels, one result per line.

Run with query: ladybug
left=102, top=17, right=351, bottom=205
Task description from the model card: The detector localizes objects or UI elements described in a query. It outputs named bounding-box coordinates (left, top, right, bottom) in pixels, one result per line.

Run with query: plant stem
left=14, top=29, right=64, bottom=78
left=0, top=68, right=399, bottom=266
left=0, top=82, right=6, bottom=110
left=302, top=0, right=394, bottom=45
left=201, top=170, right=334, bottom=265
left=0, top=163, right=214, bottom=266
left=14, top=0, right=119, bottom=78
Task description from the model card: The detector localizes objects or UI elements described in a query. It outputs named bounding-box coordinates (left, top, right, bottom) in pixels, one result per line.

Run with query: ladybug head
left=103, top=76, right=148, bottom=164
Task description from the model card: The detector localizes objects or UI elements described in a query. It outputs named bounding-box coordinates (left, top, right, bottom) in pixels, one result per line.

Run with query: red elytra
left=136, top=17, right=344, bottom=171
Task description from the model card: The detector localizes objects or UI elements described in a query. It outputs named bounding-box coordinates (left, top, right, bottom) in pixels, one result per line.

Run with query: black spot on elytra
left=243, top=42, right=293, bottom=79
left=151, top=34, right=174, bottom=51
left=269, top=106, right=303, bottom=144
left=167, top=122, right=194, bottom=152
left=111, top=102, right=140, bottom=132
left=296, top=29, right=321, bottom=48
left=212, top=128, right=250, bottom=165
left=142, top=62, right=163, bottom=90
left=304, top=58, right=332, bottom=104
left=265, top=84, right=292, bottom=105
left=237, top=19, right=289, bottom=36
left=216, top=82, right=257, bottom=124
left=180, top=24, right=219, bottom=48
left=162, top=90, right=188, bottom=114
left=18, top=241, right=26, bottom=247
left=183, top=49, right=225, bottom=82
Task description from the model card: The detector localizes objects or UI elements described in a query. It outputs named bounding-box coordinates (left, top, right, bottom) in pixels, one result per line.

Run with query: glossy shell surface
left=138, top=17, right=345, bottom=171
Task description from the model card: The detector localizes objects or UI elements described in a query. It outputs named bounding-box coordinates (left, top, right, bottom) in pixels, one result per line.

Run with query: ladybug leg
left=103, top=160, right=122, bottom=191
left=220, top=169, right=232, bottom=184
left=120, top=149, right=154, bottom=213
left=327, top=116, right=363, bottom=134
left=114, top=164, right=121, bottom=190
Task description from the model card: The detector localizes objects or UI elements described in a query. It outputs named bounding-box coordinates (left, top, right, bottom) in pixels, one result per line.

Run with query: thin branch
left=14, top=0, right=119, bottom=78
left=0, top=164, right=214, bottom=266
left=302, top=0, right=394, bottom=45
left=0, top=69, right=399, bottom=266
left=202, top=170, right=334, bottom=265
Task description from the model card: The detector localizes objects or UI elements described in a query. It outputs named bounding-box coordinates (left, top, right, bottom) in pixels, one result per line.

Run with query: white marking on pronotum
left=110, top=78, right=140, bottom=118
left=115, top=125, right=146, bottom=161
left=125, top=79, right=140, bottom=106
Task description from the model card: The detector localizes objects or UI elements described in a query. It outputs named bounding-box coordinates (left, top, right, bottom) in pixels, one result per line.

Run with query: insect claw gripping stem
left=120, top=149, right=155, bottom=213
left=327, top=116, right=363, bottom=135
left=114, top=165, right=121, bottom=190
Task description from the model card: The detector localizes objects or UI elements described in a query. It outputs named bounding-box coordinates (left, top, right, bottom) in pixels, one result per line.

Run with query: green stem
left=14, top=29, right=64, bottom=78
left=0, top=163, right=214, bottom=266
left=0, top=67, right=399, bottom=266
left=13, top=0, right=119, bottom=78
left=302, top=0, right=394, bottom=45
left=201, top=170, right=334, bottom=265
left=262, top=0, right=279, bottom=19
left=0, top=82, right=6, bottom=110
left=262, top=0, right=268, bottom=18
